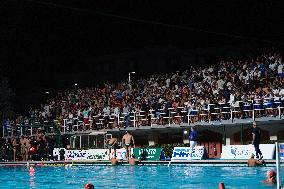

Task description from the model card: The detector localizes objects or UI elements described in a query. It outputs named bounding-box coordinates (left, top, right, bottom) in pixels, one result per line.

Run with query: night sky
left=1, top=0, right=284, bottom=113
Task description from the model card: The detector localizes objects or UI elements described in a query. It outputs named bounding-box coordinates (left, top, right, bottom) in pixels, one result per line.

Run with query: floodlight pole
left=276, top=142, right=281, bottom=189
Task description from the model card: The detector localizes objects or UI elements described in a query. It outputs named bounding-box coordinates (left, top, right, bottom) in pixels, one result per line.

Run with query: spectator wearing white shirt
left=279, top=88, right=284, bottom=99
left=229, top=92, right=235, bottom=105
left=269, top=61, right=278, bottom=71
left=278, top=64, right=283, bottom=77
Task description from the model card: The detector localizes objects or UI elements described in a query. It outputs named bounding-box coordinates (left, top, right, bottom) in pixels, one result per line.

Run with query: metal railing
left=3, top=99, right=284, bottom=136
left=56, top=100, right=284, bottom=134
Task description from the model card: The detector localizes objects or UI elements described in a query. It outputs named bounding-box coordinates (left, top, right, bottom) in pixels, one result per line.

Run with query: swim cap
left=29, top=167, right=35, bottom=172
left=267, top=170, right=276, bottom=178
left=85, top=183, right=94, bottom=189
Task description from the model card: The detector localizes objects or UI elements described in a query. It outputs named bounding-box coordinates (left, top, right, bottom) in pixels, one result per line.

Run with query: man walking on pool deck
left=122, top=131, right=135, bottom=160
left=252, top=121, right=263, bottom=160
left=189, top=126, right=198, bottom=158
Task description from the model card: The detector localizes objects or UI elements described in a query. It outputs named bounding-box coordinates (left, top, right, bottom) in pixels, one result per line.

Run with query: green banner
left=133, top=148, right=162, bottom=161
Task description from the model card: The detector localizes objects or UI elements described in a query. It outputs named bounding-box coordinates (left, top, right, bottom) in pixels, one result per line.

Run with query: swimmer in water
left=85, top=183, right=94, bottom=189
left=264, top=170, right=276, bottom=184
left=247, top=154, right=265, bottom=167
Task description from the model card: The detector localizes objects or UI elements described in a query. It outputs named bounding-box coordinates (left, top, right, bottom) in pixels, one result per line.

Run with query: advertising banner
left=171, top=146, right=205, bottom=160
left=64, top=149, right=109, bottom=161
left=53, top=148, right=66, bottom=161
left=133, top=148, right=162, bottom=161
left=221, top=144, right=275, bottom=159
left=54, top=148, right=135, bottom=161
left=110, top=148, right=134, bottom=160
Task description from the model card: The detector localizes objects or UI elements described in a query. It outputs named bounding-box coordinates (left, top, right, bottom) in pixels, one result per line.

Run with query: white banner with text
left=221, top=144, right=275, bottom=159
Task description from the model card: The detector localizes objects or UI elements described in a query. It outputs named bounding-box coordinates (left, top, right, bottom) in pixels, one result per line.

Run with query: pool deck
left=0, top=159, right=282, bottom=167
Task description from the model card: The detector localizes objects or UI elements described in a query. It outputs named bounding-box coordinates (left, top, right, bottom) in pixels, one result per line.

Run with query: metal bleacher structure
left=3, top=98, right=284, bottom=137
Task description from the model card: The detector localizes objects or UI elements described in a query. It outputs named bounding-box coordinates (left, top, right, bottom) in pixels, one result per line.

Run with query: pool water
left=0, top=165, right=281, bottom=189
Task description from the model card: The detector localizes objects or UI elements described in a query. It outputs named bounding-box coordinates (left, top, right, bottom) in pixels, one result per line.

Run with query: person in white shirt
left=229, top=92, right=235, bottom=105
left=103, top=106, right=111, bottom=116
left=227, top=82, right=232, bottom=91
left=44, top=104, right=50, bottom=114
left=113, top=106, right=120, bottom=117
left=269, top=61, right=277, bottom=71
left=166, top=78, right=170, bottom=88
left=278, top=64, right=283, bottom=77
left=243, top=73, right=249, bottom=84
left=279, top=88, right=284, bottom=99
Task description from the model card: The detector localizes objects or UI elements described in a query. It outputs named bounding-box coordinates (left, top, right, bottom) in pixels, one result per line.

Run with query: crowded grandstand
left=3, top=52, right=284, bottom=131
left=1, top=51, right=283, bottom=160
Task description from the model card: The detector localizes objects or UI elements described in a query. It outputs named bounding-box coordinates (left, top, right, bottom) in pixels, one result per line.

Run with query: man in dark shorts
left=252, top=122, right=263, bottom=160
left=107, top=137, right=118, bottom=159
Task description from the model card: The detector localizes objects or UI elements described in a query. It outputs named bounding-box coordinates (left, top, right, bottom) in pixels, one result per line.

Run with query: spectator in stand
left=82, top=107, right=89, bottom=130
left=123, top=104, right=130, bottom=128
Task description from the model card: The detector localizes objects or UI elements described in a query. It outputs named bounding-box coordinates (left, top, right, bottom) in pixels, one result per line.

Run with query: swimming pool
left=0, top=165, right=281, bottom=189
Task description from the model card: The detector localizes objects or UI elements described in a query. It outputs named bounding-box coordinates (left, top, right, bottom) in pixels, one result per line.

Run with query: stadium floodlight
left=74, top=83, right=78, bottom=86
left=45, top=91, right=50, bottom=94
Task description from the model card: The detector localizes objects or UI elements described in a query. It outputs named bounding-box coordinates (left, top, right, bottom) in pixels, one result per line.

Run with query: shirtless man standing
left=122, top=131, right=135, bottom=160
left=107, top=137, right=118, bottom=159
left=25, top=137, right=31, bottom=161
left=20, top=136, right=26, bottom=161
left=12, top=137, right=19, bottom=161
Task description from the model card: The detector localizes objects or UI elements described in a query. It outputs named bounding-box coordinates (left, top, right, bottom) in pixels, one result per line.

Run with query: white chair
left=199, top=105, right=209, bottom=122
left=188, top=109, right=198, bottom=124
left=231, top=101, right=242, bottom=120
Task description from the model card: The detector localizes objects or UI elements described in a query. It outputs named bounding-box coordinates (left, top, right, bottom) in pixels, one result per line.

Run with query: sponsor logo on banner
left=221, top=144, right=275, bottom=159
left=133, top=148, right=162, bottom=160
left=171, top=146, right=205, bottom=160
left=87, top=149, right=109, bottom=160
left=53, top=148, right=66, bottom=161
left=110, top=148, right=133, bottom=160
